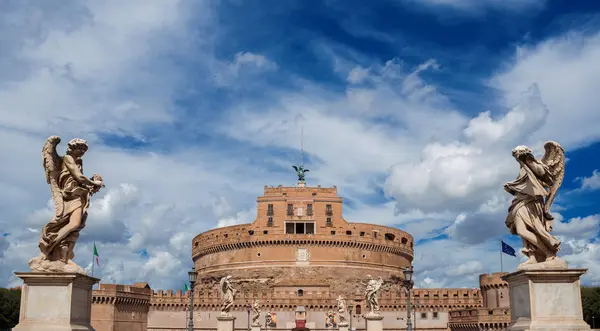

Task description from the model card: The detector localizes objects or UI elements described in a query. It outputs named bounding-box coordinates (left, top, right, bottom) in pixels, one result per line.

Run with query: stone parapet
left=448, top=307, right=511, bottom=331
left=92, top=283, right=152, bottom=331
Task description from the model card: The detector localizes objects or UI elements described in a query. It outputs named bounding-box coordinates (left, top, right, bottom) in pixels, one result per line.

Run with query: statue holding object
left=504, top=141, right=567, bottom=270
left=29, top=136, right=105, bottom=274
left=220, top=276, right=236, bottom=316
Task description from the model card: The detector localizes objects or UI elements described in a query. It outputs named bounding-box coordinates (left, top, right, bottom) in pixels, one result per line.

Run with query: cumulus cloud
left=385, top=84, right=548, bottom=214
left=577, top=170, right=600, bottom=190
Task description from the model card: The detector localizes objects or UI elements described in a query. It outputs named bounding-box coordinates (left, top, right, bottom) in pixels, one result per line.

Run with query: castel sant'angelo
left=90, top=172, right=512, bottom=331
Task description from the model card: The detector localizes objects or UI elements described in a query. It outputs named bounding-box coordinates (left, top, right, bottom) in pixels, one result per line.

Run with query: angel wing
left=540, top=141, right=565, bottom=221
left=304, top=169, right=310, bottom=173
left=42, top=136, right=64, bottom=218
left=219, top=276, right=227, bottom=296
left=292, top=165, right=299, bottom=172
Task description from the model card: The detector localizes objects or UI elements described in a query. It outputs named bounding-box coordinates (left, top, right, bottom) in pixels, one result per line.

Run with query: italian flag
left=93, top=242, right=100, bottom=266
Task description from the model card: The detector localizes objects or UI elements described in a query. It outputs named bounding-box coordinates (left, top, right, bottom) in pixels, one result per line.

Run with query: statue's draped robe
left=39, top=158, right=90, bottom=259
left=221, top=283, right=234, bottom=312
left=505, top=161, right=559, bottom=258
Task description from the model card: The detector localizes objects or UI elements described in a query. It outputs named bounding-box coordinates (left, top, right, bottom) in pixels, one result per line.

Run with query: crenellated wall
left=447, top=273, right=511, bottom=331
left=91, top=283, right=152, bottom=331
left=478, top=273, right=509, bottom=310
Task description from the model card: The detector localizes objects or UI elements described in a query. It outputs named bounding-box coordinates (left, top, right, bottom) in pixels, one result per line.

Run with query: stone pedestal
left=252, top=324, right=262, bottom=331
left=365, top=314, right=384, bottom=331
left=217, top=315, right=236, bottom=331
left=338, top=322, right=349, bottom=331
left=12, top=272, right=99, bottom=331
left=503, top=269, right=590, bottom=331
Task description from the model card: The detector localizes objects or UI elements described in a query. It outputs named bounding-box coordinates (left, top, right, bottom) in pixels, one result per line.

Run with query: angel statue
left=220, top=276, right=237, bottom=316
left=361, top=275, right=384, bottom=316
left=336, top=295, right=348, bottom=325
left=252, top=299, right=261, bottom=326
left=504, top=141, right=566, bottom=270
left=29, top=136, right=105, bottom=274
left=292, top=165, right=309, bottom=182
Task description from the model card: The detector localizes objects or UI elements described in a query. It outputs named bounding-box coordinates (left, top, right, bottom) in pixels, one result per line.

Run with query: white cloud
left=577, top=170, right=600, bottom=190
left=490, top=31, right=600, bottom=149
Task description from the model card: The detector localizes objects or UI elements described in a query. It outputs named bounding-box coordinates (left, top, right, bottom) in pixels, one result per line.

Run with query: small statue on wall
left=29, top=136, right=105, bottom=274
left=252, top=299, right=261, bottom=326
left=220, top=276, right=236, bottom=316
left=336, top=295, right=348, bottom=325
left=504, top=141, right=567, bottom=270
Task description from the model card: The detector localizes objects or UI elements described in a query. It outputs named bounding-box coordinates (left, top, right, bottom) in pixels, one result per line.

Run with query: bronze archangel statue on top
left=504, top=141, right=566, bottom=270
left=292, top=165, right=309, bottom=181
left=29, top=136, right=104, bottom=274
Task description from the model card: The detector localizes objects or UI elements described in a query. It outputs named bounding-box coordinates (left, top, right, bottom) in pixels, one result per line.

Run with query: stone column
left=217, top=315, right=236, bottom=331
left=12, top=272, right=100, bottom=331
left=364, top=314, right=384, bottom=331
left=338, top=322, right=349, bottom=331
left=503, top=269, right=590, bottom=331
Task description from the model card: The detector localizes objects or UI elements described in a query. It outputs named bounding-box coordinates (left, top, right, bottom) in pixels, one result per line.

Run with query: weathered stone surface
left=13, top=272, right=99, bottom=331
left=503, top=269, right=590, bottom=331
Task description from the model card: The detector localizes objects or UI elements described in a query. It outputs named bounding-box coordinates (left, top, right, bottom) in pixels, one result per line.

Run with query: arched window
left=356, top=305, right=361, bottom=315
left=297, top=289, right=304, bottom=297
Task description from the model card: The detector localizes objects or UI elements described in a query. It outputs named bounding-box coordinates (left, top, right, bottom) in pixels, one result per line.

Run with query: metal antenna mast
left=300, top=123, right=304, bottom=166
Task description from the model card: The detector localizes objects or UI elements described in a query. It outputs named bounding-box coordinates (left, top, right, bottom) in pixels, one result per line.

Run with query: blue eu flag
left=501, top=241, right=516, bottom=257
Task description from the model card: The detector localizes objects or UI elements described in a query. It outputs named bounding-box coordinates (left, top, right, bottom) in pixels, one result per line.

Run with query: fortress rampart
left=91, top=283, right=152, bottom=331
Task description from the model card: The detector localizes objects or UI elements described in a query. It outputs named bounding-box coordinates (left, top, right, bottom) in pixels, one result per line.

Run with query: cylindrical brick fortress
left=191, top=184, right=414, bottom=293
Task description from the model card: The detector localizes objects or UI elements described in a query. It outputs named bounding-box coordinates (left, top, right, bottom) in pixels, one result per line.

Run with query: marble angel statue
left=29, top=136, right=104, bottom=274
left=220, top=276, right=236, bottom=315
left=252, top=299, right=261, bottom=326
left=361, top=275, right=384, bottom=316
left=504, top=141, right=566, bottom=270
left=336, top=295, right=348, bottom=325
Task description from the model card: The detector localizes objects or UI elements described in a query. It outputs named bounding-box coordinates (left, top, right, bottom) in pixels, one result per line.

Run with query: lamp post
left=188, top=267, right=197, bottom=331
left=348, top=304, right=354, bottom=331
left=592, top=316, right=595, bottom=329
left=403, top=266, right=414, bottom=331
left=247, top=304, right=251, bottom=331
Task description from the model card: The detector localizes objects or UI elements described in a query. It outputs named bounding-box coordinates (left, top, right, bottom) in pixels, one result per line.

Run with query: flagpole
left=92, top=241, right=95, bottom=278
left=500, top=241, right=503, bottom=273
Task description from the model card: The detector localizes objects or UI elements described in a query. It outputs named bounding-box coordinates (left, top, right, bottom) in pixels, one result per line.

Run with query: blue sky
left=1, top=0, right=600, bottom=290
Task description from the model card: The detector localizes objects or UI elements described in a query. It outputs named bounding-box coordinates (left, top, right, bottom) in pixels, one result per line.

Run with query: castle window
left=356, top=305, right=361, bottom=315
left=360, top=231, right=365, bottom=236
left=433, top=312, right=438, bottom=319
left=326, top=217, right=332, bottom=227
left=224, top=234, right=228, bottom=238
left=331, top=230, right=336, bottom=235
left=420, top=312, right=427, bottom=319
left=488, top=310, right=493, bottom=315
left=297, top=289, right=304, bottom=296
left=286, top=223, right=295, bottom=234
left=267, top=217, right=273, bottom=227
left=306, top=223, right=315, bottom=234
left=384, top=233, right=395, bottom=241
left=443, top=293, right=448, bottom=297
left=312, top=192, right=317, bottom=196
left=295, top=222, right=305, bottom=234
left=248, top=230, right=255, bottom=235
left=326, top=204, right=333, bottom=216
left=263, top=230, right=268, bottom=235
left=346, top=230, right=352, bottom=235
left=267, top=204, right=274, bottom=216
left=287, top=204, right=293, bottom=215
left=307, top=204, right=313, bottom=216
left=373, top=231, right=378, bottom=239
left=401, top=237, right=408, bottom=244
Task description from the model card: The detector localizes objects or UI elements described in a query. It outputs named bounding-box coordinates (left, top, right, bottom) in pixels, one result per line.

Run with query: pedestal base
left=503, top=269, right=590, bottom=331
left=217, top=315, right=236, bottom=331
left=338, top=322, right=349, bottom=331
left=12, top=272, right=99, bottom=331
left=365, top=315, right=384, bottom=331
left=252, top=324, right=262, bottom=331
